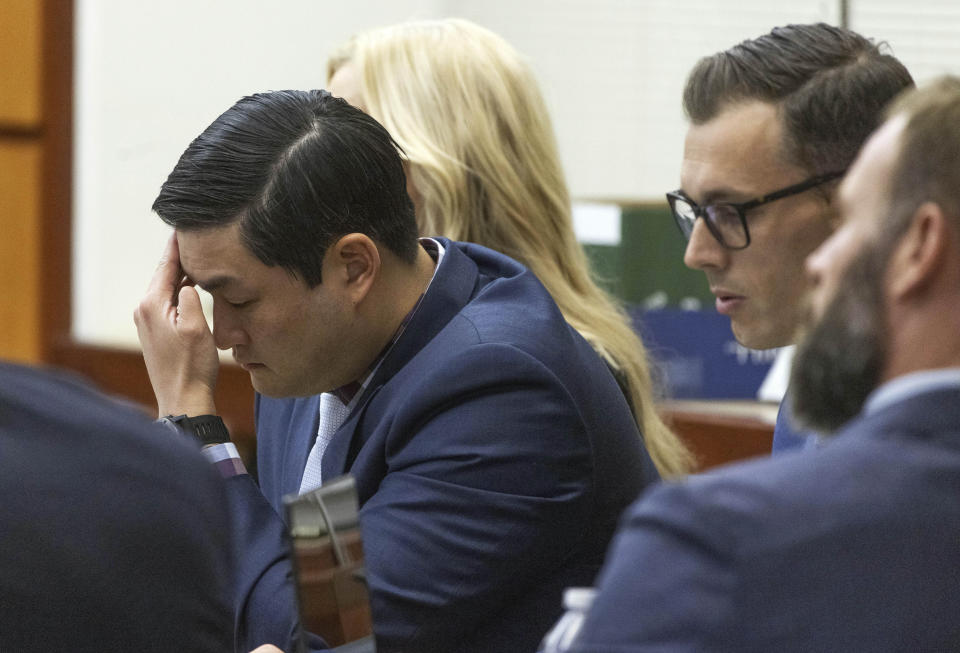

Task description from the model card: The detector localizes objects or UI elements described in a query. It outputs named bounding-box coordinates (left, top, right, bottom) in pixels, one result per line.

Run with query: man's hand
left=134, top=233, right=219, bottom=417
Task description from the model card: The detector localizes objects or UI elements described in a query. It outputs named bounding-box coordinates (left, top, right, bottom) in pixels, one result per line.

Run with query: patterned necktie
left=298, top=392, right=351, bottom=495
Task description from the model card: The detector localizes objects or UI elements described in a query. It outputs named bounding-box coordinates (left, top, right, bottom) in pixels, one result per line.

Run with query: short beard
left=791, top=241, right=888, bottom=434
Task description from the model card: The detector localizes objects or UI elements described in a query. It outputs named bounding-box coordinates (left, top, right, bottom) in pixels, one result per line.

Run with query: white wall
left=73, top=0, right=446, bottom=346
left=73, top=0, right=959, bottom=347
left=456, top=0, right=839, bottom=199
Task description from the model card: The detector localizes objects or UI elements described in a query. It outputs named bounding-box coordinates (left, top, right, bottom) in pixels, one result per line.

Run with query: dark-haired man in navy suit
left=134, top=89, right=657, bottom=653
left=0, top=361, right=233, bottom=652
left=566, top=77, right=960, bottom=652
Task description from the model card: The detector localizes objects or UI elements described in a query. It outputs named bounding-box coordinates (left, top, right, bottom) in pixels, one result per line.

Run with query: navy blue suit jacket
left=230, top=240, right=658, bottom=653
left=571, top=387, right=960, bottom=652
left=0, top=362, right=234, bottom=653
left=771, top=392, right=816, bottom=453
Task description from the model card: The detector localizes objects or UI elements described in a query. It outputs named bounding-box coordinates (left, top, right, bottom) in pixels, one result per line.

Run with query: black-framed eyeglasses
left=666, top=170, right=846, bottom=250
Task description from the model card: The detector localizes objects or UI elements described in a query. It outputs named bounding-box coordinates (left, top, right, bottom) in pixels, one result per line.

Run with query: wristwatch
left=158, top=414, right=231, bottom=447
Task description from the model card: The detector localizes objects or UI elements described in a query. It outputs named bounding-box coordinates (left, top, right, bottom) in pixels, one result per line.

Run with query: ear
left=324, top=233, right=380, bottom=305
left=886, top=202, right=950, bottom=301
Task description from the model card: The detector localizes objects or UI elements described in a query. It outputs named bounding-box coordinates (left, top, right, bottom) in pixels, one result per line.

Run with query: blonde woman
left=328, top=18, right=693, bottom=477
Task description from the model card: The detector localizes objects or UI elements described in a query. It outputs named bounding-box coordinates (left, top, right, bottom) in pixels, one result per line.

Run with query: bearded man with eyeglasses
left=667, top=23, right=913, bottom=452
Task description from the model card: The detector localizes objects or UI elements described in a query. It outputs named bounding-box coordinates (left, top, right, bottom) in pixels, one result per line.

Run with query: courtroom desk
left=659, top=400, right=777, bottom=472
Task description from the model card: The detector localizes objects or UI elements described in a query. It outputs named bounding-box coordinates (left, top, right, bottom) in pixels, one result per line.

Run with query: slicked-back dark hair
left=683, top=23, right=914, bottom=175
left=152, top=89, right=419, bottom=287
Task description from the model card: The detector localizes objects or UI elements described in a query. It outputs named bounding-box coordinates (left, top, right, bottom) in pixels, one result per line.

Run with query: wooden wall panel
left=0, top=141, right=42, bottom=362
left=0, top=0, right=43, bottom=128
left=0, top=0, right=44, bottom=363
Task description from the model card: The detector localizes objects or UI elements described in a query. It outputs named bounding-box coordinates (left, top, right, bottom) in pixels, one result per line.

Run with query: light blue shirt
left=863, top=368, right=960, bottom=416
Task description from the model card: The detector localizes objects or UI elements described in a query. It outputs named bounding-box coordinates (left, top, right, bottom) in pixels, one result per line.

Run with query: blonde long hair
left=329, top=19, right=693, bottom=476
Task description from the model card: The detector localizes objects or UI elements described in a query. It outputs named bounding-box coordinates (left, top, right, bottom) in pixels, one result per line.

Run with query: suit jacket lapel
left=319, top=239, right=481, bottom=479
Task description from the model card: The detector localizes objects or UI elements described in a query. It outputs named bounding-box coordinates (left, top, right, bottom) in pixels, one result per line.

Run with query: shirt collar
left=863, top=367, right=960, bottom=416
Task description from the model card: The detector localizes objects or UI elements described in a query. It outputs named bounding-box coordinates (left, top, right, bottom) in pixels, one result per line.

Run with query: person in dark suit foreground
left=0, top=361, right=233, bottom=653
left=133, top=90, right=657, bottom=653
left=565, top=77, right=960, bottom=652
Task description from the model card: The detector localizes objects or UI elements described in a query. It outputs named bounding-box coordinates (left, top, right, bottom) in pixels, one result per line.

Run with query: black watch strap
left=159, top=414, right=231, bottom=447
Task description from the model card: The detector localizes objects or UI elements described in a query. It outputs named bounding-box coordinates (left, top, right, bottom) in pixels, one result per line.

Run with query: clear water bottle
left=538, top=587, right=596, bottom=653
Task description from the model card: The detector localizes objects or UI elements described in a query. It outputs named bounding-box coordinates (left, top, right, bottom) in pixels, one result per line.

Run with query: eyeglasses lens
left=671, top=198, right=696, bottom=239
left=704, top=204, right=747, bottom=248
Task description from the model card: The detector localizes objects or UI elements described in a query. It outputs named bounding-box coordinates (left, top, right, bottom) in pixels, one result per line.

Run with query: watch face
left=158, top=415, right=229, bottom=445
